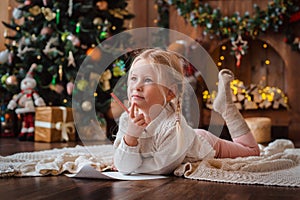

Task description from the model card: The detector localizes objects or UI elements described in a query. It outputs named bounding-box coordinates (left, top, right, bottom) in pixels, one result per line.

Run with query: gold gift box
left=34, top=106, right=76, bottom=142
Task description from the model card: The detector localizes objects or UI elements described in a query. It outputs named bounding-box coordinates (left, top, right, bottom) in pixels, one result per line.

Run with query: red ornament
left=231, top=35, right=248, bottom=68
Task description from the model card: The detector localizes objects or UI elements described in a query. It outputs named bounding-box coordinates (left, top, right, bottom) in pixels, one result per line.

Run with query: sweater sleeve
left=113, top=112, right=195, bottom=175
left=113, top=112, right=143, bottom=174
left=134, top=124, right=194, bottom=175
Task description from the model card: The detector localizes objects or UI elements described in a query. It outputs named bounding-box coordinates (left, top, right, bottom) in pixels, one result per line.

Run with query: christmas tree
left=0, top=0, right=134, bottom=139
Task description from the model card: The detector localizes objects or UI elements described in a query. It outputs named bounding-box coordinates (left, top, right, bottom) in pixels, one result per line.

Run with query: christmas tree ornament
left=67, top=34, right=80, bottom=47
left=41, top=7, right=56, bottom=21
left=17, top=46, right=35, bottom=59
left=68, top=0, right=73, bottom=17
left=76, top=79, right=89, bottom=91
left=43, top=0, right=48, bottom=6
left=66, top=81, right=74, bottom=95
left=112, top=66, right=125, bottom=77
left=61, top=32, right=70, bottom=42
left=75, top=22, right=81, bottom=34
left=86, top=47, right=102, bottom=61
left=100, top=31, right=108, bottom=40
left=0, top=49, right=9, bottom=64
left=5, top=75, right=18, bottom=86
left=1, top=74, right=9, bottom=85
left=112, top=59, right=126, bottom=77
left=67, top=51, right=76, bottom=67
left=96, top=1, right=108, bottom=11
left=81, top=100, right=92, bottom=112
left=58, top=65, right=63, bottom=81
left=51, top=75, right=57, bottom=85
left=56, top=9, right=60, bottom=24
left=93, top=17, right=103, bottom=26
left=12, top=6, right=23, bottom=19
left=43, top=37, right=64, bottom=58
left=100, top=69, right=112, bottom=91
left=231, top=34, right=248, bottom=68
left=24, top=0, right=31, bottom=5
left=29, top=5, right=41, bottom=16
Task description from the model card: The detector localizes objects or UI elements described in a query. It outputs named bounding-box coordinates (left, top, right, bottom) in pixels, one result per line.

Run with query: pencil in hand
left=110, top=93, right=129, bottom=113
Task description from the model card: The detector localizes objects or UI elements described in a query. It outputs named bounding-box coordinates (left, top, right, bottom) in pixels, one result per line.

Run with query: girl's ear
left=166, top=90, right=175, bottom=102
left=166, top=84, right=177, bottom=102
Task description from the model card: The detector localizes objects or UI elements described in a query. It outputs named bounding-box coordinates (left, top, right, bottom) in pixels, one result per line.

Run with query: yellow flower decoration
left=41, top=7, right=56, bottom=21
left=29, top=5, right=41, bottom=16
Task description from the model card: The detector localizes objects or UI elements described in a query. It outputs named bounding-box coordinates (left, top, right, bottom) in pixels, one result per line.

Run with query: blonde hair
left=130, top=48, right=185, bottom=154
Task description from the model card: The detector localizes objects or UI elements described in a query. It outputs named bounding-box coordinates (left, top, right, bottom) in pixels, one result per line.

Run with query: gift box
left=34, top=106, right=76, bottom=142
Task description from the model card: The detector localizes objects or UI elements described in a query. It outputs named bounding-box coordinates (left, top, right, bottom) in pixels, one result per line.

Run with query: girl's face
left=128, top=59, right=171, bottom=114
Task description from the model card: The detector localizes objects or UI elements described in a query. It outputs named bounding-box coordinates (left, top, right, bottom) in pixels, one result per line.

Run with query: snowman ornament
left=8, top=63, right=46, bottom=141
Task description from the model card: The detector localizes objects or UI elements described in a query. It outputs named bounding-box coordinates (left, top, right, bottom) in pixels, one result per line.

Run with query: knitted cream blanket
left=0, top=139, right=299, bottom=187
left=174, top=139, right=300, bottom=187
left=0, top=145, right=114, bottom=177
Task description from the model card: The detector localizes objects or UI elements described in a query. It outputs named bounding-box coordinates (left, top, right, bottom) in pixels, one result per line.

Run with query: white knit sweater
left=113, top=104, right=215, bottom=175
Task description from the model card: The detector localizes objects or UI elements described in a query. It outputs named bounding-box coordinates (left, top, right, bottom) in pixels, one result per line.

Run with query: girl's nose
left=134, top=81, right=143, bottom=91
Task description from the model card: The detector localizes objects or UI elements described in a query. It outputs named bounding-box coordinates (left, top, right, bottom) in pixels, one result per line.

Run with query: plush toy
left=7, top=63, right=46, bottom=141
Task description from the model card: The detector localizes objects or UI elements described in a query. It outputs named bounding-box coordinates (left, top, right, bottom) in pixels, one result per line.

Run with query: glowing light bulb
left=265, top=59, right=270, bottom=65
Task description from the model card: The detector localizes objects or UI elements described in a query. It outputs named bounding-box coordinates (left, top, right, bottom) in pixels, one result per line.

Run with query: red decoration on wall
left=231, top=35, right=248, bottom=68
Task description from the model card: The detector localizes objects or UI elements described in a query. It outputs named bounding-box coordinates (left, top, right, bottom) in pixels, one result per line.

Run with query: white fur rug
left=0, top=139, right=299, bottom=187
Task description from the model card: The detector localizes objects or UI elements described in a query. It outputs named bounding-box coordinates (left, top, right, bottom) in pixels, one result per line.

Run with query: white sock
left=213, top=69, right=250, bottom=138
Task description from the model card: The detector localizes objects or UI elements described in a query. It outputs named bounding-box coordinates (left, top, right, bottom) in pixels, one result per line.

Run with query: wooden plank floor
left=1, top=138, right=300, bottom=200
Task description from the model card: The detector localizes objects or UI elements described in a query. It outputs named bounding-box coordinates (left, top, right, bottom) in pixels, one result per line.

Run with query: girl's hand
left=126, top=103, right=147, bottom=138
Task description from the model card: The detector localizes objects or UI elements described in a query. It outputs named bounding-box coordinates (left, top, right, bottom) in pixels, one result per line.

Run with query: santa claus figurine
left=7, top=63, right=46, bottom=141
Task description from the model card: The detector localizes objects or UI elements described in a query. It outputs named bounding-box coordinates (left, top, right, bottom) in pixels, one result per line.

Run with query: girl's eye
left=130, top=76, right=137, bottom=81
left=144, top=78, right=153, bottom=83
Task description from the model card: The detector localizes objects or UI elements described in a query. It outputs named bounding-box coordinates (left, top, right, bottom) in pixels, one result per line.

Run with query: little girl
left=113, top=48, right=259, bottom=175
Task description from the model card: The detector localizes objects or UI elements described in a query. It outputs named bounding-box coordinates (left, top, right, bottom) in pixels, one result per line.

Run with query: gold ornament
left=81, top=101, right=92, bottom=112
left=76, top=79, right=89, bottom=91
left=41, top=7, right=56, bottom=21
left=99, top=69, right=112, bottom=91
left=93, top=17, right=103, bottom=25
left=29, top=5, right=41, bottom=16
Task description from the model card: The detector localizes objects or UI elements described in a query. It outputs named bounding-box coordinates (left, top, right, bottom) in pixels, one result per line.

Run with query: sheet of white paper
left=66, top=165, right=168, bottom=180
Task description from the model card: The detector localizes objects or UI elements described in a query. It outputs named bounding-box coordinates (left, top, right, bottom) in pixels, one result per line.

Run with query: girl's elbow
left=113, top=156, right=140, bottom=174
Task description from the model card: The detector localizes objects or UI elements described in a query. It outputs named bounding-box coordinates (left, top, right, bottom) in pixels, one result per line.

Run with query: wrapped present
left=34, top=106, right=76, bottom=142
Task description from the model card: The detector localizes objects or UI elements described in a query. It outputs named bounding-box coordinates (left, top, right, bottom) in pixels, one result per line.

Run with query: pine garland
left=164, top=0, right=300, bottom=51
